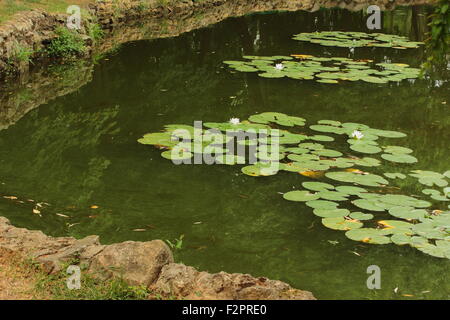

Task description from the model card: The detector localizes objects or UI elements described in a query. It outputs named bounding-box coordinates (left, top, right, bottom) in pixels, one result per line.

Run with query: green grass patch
left=46, top=26, right=86, bottom=58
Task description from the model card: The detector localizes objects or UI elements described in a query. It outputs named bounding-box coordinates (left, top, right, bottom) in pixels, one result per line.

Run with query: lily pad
left=302, top=181, right=335, bottom=191
left=305, top=200, right=339, bottom=210
left=283, top=190, right=320, bottom=202
left=381, top=153, right=418, bottom=164
left=322, top=217, right=363, bottom=231
left=345, top=228, right=391, bottom=244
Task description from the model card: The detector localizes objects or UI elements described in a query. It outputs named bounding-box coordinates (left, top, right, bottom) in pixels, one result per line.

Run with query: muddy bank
left=0, top=216, right=315, bottom=300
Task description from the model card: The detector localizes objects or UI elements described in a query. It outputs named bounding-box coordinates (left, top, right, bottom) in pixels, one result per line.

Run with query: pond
left=0, top=4, right=449, bottom=299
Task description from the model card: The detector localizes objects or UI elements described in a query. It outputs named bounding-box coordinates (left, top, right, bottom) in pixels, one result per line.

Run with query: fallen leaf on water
left=67, top=223, right=80, bottom=228
left=88, top=215, right=98, bottom=219
left=133, top=229, right=146, bottom=232
left=291, top=54, right=313, bottom=59
left=193, top=221, right=202, bottom=225
left=32, top=208, right=41, bottom=215
left=402, top=294, right=414, bottom=297
left=90, top=205, right=99, bottom=209
left=3, top=196, right=18, bottom=200
left=299, top=171, right=324, bottom=178
left=350, top=251, right=361, bottom=256
left=394, top=287, right=399, bottom=293
left=56, top=213, right=70, bottom=218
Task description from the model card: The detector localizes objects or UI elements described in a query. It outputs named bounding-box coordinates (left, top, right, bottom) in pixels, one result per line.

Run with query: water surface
left=0, top=5, right=449, bottom=299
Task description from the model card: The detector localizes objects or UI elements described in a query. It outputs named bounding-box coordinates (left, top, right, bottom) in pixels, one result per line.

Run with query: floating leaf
left=345, top=228, right=391, bottom=244
left=381, top=153, right=418, bottom=164
left=352, top=199, right=386, bottom=212
left=388, top=206, right=427, bottom=220
left=305, top=200, right=339, bottom=209
left=302, top=181, right=335, bottom=191
left=409, top=170, right=448, bottom=187
left=322, top=217, right=363, bottom=231
left=313, top=208, right=350, bottom=218
left=349, top=212, right=374, bottom=221
left=350, top=144, right=382, bottom=154
left=384, top=172, right=407, bottom=179
left=325, top=171, right=389, bottom=187
left=283, top=190, right=320, bottom=202
left=335, top=185, right=367, bottom=195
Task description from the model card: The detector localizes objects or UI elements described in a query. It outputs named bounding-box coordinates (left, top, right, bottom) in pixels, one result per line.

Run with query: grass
left=46, top=26, right=86, bottom=58
left=0, top=0, right=92, bottom=24
left=11, top=44, right=34, bottom=63
left=34, top=262, right=153, bottom=300
left=1, top=251, right=156, bottom=300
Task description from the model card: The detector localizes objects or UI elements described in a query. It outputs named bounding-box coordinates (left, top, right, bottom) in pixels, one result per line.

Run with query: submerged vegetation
left=138, top=112, right=450, bottom=259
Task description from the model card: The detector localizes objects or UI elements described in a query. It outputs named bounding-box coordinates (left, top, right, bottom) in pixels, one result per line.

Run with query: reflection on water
left=0, top=5, right=449, bottom=299
left=422, top=0, right=450, bottom=82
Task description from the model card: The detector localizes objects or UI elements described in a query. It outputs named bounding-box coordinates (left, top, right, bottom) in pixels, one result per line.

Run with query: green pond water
left=0, top=5, right=449, bottom=299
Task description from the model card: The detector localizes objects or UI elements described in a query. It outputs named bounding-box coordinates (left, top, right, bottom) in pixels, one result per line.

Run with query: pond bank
left=0, top=216, right=315, bottom=299
left=0, top=0, right=434, bottom=78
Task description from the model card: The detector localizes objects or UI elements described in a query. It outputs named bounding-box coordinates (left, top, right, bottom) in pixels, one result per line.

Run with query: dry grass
left=0, top=249, right=47, bottom=300
left=0, top=0, right=92, bottom=24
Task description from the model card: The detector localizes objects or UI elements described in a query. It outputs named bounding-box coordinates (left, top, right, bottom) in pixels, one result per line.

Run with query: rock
left=0, top=216, right=315, bottom=299
left=88, top=240, right=173, bottom=286
left=35, top=235, right=105, bottom=274
left=152, top=263, right=316, bottom=300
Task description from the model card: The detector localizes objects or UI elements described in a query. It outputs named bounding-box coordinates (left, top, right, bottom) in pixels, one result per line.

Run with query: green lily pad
left=345, top=228, right=391, bottom=244
left=409, top=170, right=448, bottom=187
left=313, top=208, right=350, bottom=218
left=350, top=144, right=382, bottom=154
left=352, top=199, right=386, bottom=212
left=335, top=185, right=367, bottom=195
left=349, top=212, right=374, bottom=221
left=302, top=182, right=335, bottom=191
left=381, top=153, right=418, bottom=164
left=317, top=190, right=349, bottom=201
left=388, top=206, right=427, bottom=220
left=305, top=200, right=339, bottom=210
left=383, top=146, right=413, bottom=154
left=384, top=172, right=407, bottom=179
left=325, top=171, right=389, bottom=187
left=312, top=149, right=343, bottom=157
left=322, top=217, right=363, bottom=231
left=283, top=190, right=320, bottom=202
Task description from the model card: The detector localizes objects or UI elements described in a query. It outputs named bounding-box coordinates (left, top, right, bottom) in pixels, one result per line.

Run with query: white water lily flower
left=229, top=118, right=240, bottom=125
left=274, top=63, right=284, bottom=70
left=351, top=130, right=364, bottom=140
